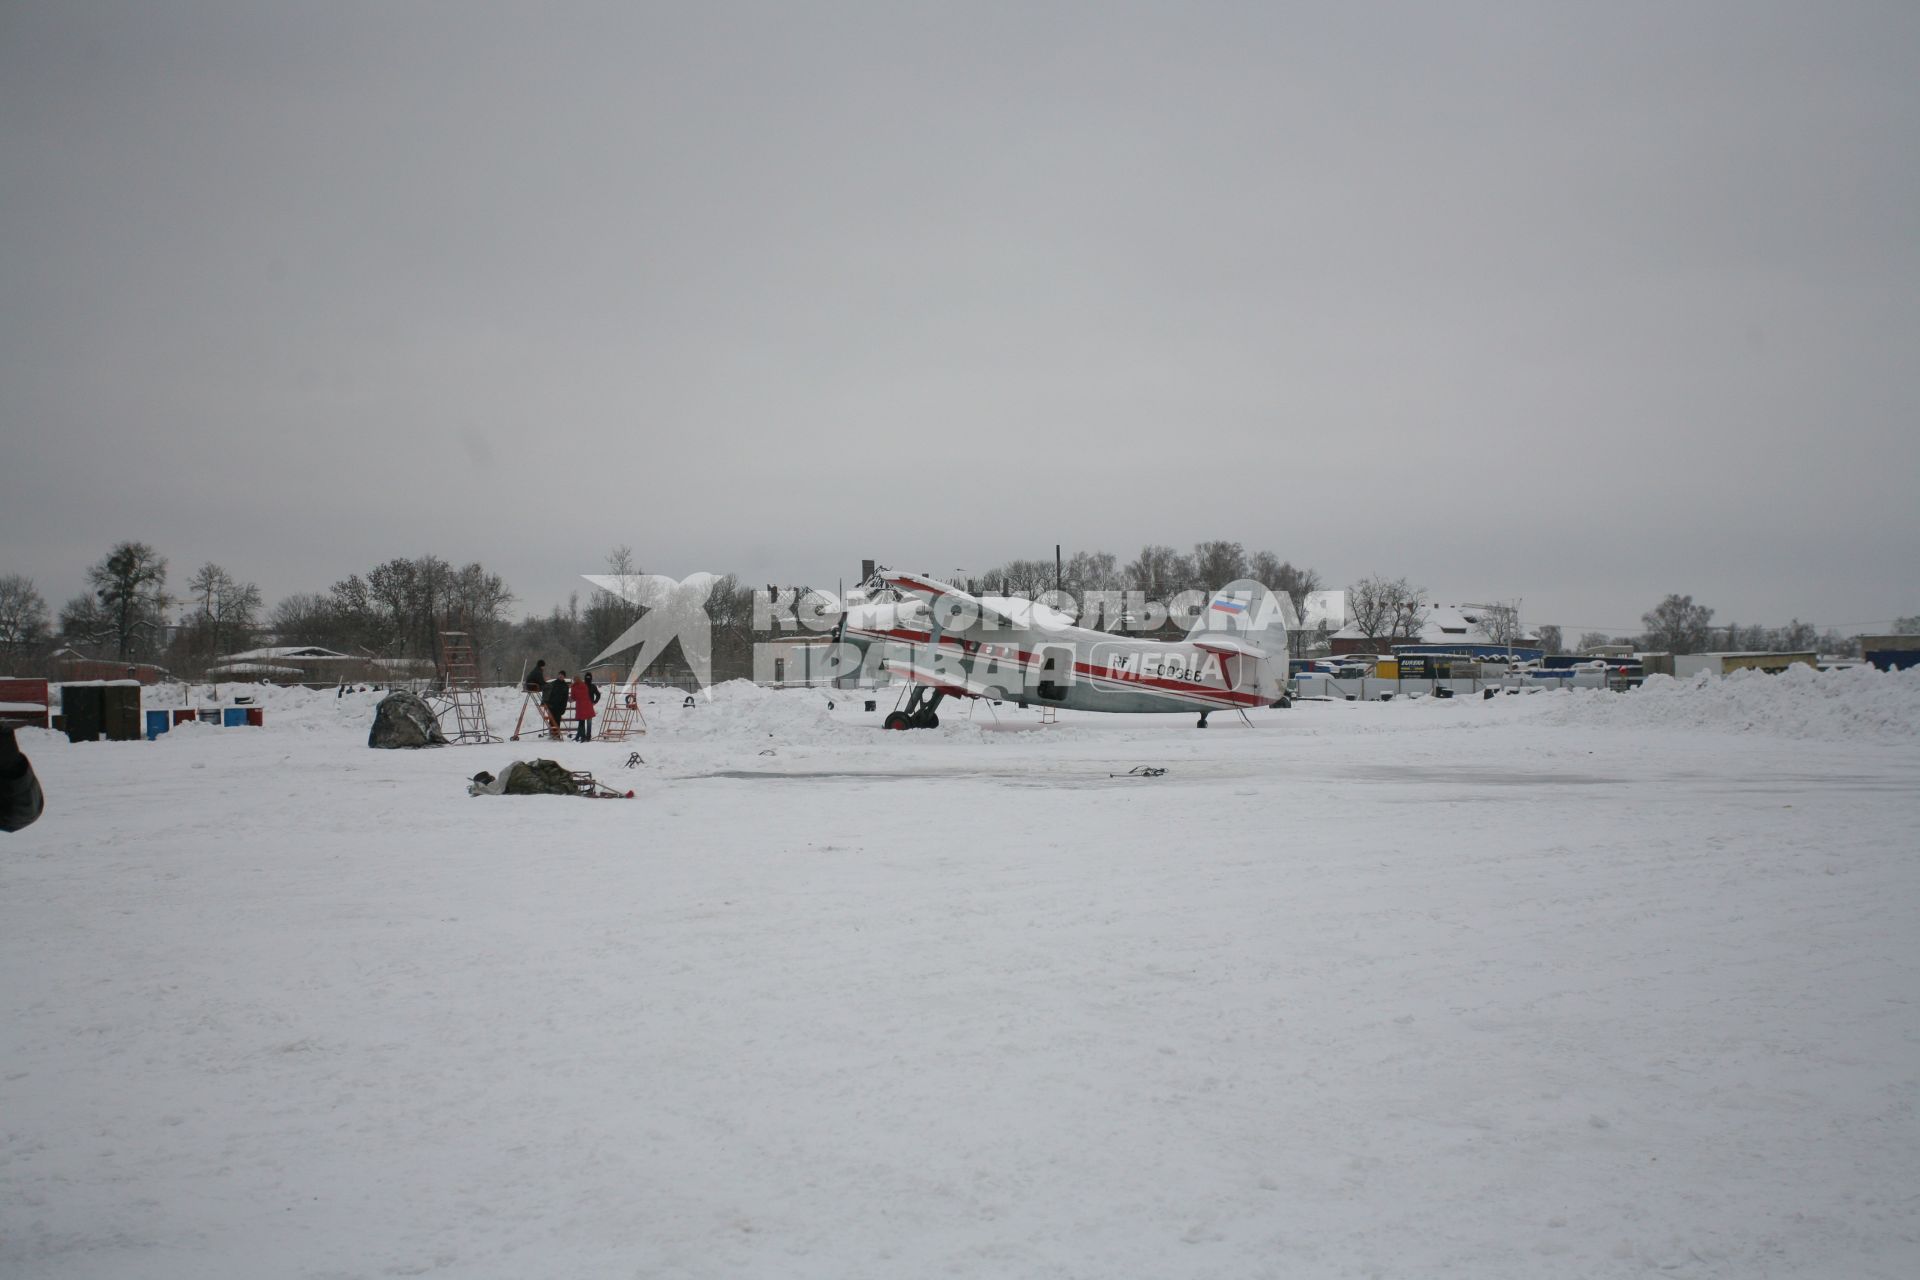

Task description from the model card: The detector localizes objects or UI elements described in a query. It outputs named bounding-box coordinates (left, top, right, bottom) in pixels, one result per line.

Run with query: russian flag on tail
left=1211, top=596, right=1247, bottom=615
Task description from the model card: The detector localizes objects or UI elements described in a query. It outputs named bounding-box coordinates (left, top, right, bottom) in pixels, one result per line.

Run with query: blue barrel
left=145, top=709, right=170, bottom=740
left=222, top=707, right=247, bottom=727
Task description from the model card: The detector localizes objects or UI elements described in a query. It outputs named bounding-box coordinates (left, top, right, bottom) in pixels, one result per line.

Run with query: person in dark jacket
left=1, top=723, right=45, bottom=833
left=571, top=673, right=595, bottom=742
left=524, top=659, right=549, bottom=695
left=584, top=671, right=602, bottom=712
left=543, top=670, right=570, bottom=738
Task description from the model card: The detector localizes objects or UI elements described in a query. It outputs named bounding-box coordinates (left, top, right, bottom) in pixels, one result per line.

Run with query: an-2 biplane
left=834, top=570, right=1291, bottom=729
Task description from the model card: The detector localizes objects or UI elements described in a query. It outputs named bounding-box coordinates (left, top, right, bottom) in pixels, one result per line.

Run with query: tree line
left=0, top=539, right=1325, bottom=681
left=0, top=542, right=1902, bottom=681
left=1577, top=594, right=1878, bottom=658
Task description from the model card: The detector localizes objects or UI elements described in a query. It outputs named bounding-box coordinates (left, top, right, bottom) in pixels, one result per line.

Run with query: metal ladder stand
left=594, top=670, right=649, bottom=743
left=511, top=688, right=562, bottom=741
left=435, top=623, right=500, bottom=743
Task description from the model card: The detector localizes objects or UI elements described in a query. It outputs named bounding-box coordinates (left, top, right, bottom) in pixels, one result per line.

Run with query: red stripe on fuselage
left=844, top=625, right=1266, bottom=708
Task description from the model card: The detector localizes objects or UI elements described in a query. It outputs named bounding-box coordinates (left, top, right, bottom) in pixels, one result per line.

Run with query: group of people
left=522, top=660, right=601, bottom=741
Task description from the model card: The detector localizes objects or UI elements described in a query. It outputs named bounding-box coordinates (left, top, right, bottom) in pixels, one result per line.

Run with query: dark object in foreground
left=468, top=759, right=633, bottom=799
left=368, top=691, right=448, bottom=749
left=1, top=722, right=45, bottom=832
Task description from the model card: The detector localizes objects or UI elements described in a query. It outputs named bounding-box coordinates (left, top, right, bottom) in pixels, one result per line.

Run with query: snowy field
left=3, top=668, right=1918, bottom=1279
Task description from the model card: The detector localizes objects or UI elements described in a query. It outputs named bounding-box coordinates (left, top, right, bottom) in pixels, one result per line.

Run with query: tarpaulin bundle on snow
left=368, top=691, right=448, bottom=749
left=468, top=759, right=633, bottom=799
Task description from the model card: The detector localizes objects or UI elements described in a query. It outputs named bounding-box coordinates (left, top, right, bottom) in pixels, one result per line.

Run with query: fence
left=1295, top=668, right=1621, bottom=702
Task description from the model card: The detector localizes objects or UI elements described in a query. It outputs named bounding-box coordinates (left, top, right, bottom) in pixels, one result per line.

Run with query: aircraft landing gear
left=887, top=687, right=946, bottom=730
left=1196, top=711, right=1210, bottom=729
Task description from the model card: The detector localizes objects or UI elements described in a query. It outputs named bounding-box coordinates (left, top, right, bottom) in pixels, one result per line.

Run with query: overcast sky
left=3, top=1, right=1916, bottom=637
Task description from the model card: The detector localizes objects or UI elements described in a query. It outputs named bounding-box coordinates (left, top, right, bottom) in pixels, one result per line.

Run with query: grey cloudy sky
left=3, top=1, right=1916, bottom=636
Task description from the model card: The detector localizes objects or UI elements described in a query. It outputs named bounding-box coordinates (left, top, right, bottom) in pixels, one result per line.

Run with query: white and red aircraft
left=834, top=570, right=1291, bottom=729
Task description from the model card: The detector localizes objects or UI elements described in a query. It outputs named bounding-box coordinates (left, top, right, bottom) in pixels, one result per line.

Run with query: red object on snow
left=0, top=679, right=51, bottom=728
left=571, top=678, right=594, bottom=721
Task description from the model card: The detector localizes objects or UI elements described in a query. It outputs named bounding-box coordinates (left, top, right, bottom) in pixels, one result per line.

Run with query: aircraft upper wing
left=879, top=572, right=1027, bottom=634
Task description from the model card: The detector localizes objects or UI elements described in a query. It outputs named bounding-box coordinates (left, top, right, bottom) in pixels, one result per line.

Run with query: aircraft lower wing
left=880, top=655, right=996, bottom=700
left=1192, top=635, right=1270, bottom=659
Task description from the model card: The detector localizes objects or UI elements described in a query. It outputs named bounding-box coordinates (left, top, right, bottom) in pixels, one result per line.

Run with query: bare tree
left=1536, top=624, right=1563, bottom=656
left=1575, top=631, right=1613, bottom=653
left=0, top=575, right=51, bottom=664
left=266, top=592, right=352, bottom=649
left=1776, top=618, right=1818, bottom=652
left=85, top=541, right=172, bottom=660
left=1819, top=629, right=1859, bottom=658
left=1640, top=594, right=1715, bottom=655
left=327, top=554, right=512, bottom=659
left=1347, top=575, right=1428, bottom=650
left=584, top=546, right=644, bottom=655
left=1061, top=550, right=1121, bottom=595
left=1468, top=602, right=1523, bottom=648
left=449, top=561, right=514, bottom=656
left=1894, top=614, right=1920, bottom=634
left=1126, top=544, right=1196, bottom=604
left=1190, top=540, right=1248, bottom=590
left=1247, top=552, right=1323, bottom=656
left=1250, top=552, right=1322, bottom=618
left=981, top=558, right=1054, bottom=598
left=58, top=594, right=112, bottom=651
left=705, top=574, right=758, bottom=681
left=183, top=562, right=263, bottom=663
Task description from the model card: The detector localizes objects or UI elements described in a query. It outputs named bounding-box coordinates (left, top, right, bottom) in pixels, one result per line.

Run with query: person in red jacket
left=571, top=673, right=595, bottom=742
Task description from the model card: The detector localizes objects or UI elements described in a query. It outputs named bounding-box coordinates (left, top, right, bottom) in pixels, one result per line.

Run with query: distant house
left=1330, top=604, right=1544, bottom=661
left=208, top=645, right=359, bottom=680
left=1673, top=651, right=1818, bottom=678
left=208, top=645, right=432, bottom=685
left=1860, top=635, right=1920, bottom=672
left=50, top=646, right=171, bottom=685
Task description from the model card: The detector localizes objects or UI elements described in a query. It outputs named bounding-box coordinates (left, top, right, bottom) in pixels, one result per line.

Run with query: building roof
left=221, top=645, right=358, bottom=663
left=1332, top=603, right=1540, bottom=649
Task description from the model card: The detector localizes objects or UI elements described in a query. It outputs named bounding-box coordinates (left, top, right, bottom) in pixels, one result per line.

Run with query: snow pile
left=1539, top=662, right=1920, bottom=740
left=653, top=680, right=856, bottom=745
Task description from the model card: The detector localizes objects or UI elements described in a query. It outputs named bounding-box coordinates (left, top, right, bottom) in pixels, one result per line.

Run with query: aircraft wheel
left=884, top=711, right=912, bottom=731
left=919, top=711, right=939, bottom=729
left=1196, top=715, right=1209, bottom=729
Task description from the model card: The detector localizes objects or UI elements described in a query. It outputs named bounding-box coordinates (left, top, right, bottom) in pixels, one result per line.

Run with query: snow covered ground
left=4, top=669, right=1918, bottom=1279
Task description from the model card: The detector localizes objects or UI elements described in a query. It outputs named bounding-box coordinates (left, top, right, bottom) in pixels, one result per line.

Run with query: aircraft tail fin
left=1187, top=579, right=1294, bottom=653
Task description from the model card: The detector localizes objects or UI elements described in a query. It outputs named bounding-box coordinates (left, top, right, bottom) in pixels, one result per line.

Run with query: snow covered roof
left=221, top=645, right=357, bottom=663
left=1332, top=603, right=1539, bottom=648
left=206, top=661, right=309, bottom=676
